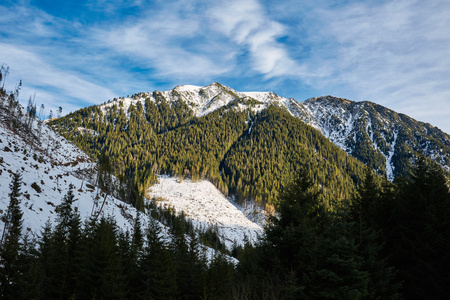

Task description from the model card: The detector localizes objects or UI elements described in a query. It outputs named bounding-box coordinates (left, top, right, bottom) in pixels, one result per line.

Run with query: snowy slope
left=1, top=104, right=261, bottom=255
left=101, top=82, right=290, bottom=118
left=0, top=107, right=145, bottom=237
left=147, top=176, right=263, bottom=249
left=299, top=96, right=450, bottom=179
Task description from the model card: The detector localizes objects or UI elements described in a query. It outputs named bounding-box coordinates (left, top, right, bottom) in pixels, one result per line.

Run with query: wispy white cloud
left=0, top=4, right=146, bottom=110
left=0, top=43, right=116, bottom=114
left=86, top=0, right=145, bottom=14
left=208, top=0, right=306, bottom=78
left=93, top=0, right=306, bottom=81
left=1, top=0, right=449, bottom=132
left=92, top=1, right=237, bottom=80
left=286, top=0, right=450, bottom=132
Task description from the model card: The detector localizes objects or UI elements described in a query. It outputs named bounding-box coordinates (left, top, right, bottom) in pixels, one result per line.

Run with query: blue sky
left=1, top=0, right=450, bottom=133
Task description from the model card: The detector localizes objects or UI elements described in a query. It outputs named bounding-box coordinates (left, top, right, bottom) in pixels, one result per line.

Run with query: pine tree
left=37, top=220, right=53, bottom=299
left=17, top=234, right=41, bottom=299
left=66, top=206, right=82, bottom=299
left=265, top=170, right=325, bottom=275
left=141, top=219, right=177, bottom=299
left=205, top=252, right=234, bottom=300
left=0, top=172, right=24, bottom=300
left=55, top=183, right=76, bottom=235
left=40, top=185, right=78, bottom=299
left=125, top=213, right=144, bottom=297
left=264, top=170, right=370, bottom=298
left=387, top=154, right=450, bottom=298
left=96, top=217, right=126, bottom=299
left=349, top=167, right=400, bottom=298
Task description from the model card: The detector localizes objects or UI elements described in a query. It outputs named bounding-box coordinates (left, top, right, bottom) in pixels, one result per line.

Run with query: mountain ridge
left=301, top=95, right=450, bottom=178
left=96, top=83, right=449, bottom=180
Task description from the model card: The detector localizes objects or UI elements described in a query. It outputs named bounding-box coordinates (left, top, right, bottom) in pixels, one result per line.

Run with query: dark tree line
left=0, top=175, right=235, bottom=300
left=233, top=155, right=450, bottom=299
left=2, top=155, right=448, bottom=299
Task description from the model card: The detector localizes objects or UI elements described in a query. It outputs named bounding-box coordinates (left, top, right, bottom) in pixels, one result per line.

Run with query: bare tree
left=37, top=104, right=45, bottom=142
left=0, top=66, right=3, bottom=89
left=1, top=66, right=10, bottom=107
left=1, top=65, right=9, bottom=90
left=13, top=80, right=21, bottom=101
left=26, top=96, right=33, bottom=128
left=46, top=110, right=53, bottom=154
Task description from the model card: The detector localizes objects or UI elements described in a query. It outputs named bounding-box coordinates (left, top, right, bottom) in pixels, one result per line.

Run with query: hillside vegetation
left=51, top=95, right=368, bottom=207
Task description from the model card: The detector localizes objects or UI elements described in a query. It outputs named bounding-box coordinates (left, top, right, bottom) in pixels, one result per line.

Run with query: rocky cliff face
left=299, top=96, right=450, bottom=179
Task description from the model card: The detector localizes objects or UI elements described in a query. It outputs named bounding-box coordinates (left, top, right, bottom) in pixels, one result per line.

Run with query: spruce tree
left=45, top=184, right=77, bottom=299
left=66, top=206, right=82, bottom=299
left=388, top=154, right=450, bottom=298
left=264, top=170, right=370, bottom=299
left=37, top=220, right=53, bottom=299
left=141, top=219, right=177, bottom=299
left=96, top=217, right=126, bottom=299
left=126, top=213, right=144, bottom=297
left=205, top=252, right=234, bottom=300
left=55, top=183, right=75, bottom=236
left=17, top=234, right=41, bottom=299
left=0, top=171, right=24, bottom=300
left=349, top=167, right=400, bottom=299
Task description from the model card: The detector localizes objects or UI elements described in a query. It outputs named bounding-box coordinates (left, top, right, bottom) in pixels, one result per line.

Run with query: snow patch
left=385, top=130, right=398, bottom=181
left=146, top=176, right=263, bottom=249
left=174, top=84, right=203, bottom=92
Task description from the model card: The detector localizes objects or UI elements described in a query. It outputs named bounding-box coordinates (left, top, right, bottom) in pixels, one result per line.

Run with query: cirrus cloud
left=1, top=0, right=449, bottom=133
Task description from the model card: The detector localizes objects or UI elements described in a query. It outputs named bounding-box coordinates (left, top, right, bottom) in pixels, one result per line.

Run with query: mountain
left=50, top=83, right=448, bottom=208
left=102, top=82, right=450, bottom=181
left=175, top=83, right=450, bottom=180
left=3, top=82, right=449, bottom=300
left=0, top=92, right=260, bottom=251
left=0, top=93, right=246, bottom=299
left=50, top=83, right=367, bottom=206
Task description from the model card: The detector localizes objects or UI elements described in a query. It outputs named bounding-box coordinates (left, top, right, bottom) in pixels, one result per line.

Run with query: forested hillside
left=51, top=93, right=368, bottom=207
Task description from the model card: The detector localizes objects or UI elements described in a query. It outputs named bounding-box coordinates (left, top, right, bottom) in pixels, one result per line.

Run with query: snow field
left=147, top=176, right=263, bottom=249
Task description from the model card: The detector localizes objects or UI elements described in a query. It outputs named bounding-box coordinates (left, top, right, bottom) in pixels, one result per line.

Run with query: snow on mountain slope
left=0, top=107, right=145, bottom=237
left=101, top=82, right=289, bottom=119
left=146, top=176, right=263, bottom=249
left=173, top=84, right=203, bottom=92
left=299, top=96, right=450, bottom=179
left=1, top=105, right=262, bottom=255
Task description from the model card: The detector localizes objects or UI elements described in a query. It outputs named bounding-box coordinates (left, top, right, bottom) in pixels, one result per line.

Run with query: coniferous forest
left=1, top=155, right=449, bottom=299
left=50, top=95, right=369, bottom=208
